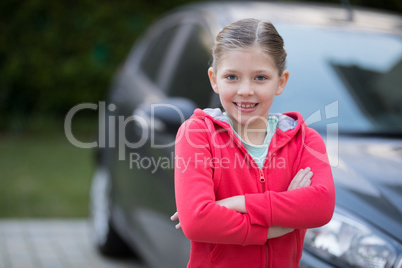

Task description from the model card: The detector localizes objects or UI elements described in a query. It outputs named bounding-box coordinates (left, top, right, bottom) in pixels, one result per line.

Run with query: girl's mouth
left=234, top=102, right=258, bottom=108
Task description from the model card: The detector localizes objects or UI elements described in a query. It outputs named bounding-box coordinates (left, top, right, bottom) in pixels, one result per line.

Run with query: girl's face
left=208, top=47, right=289, bottom=130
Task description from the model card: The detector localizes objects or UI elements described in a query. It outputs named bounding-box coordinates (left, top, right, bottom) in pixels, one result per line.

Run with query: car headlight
left=304, top=207, right=402, bottom=268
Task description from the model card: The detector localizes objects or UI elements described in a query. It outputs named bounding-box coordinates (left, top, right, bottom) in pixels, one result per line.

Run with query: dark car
left=89, top=2, right=402, bottom=267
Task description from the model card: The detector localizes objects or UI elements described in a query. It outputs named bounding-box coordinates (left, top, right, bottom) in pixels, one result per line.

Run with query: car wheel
left=90, top=166, right=132, bottom=257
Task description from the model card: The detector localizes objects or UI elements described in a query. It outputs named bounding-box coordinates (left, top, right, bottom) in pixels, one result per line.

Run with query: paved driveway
left=0, top=219, right=145, bottom=268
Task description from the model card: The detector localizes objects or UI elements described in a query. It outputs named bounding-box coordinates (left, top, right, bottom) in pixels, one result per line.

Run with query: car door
left=110, top=12, right=214, bottom=267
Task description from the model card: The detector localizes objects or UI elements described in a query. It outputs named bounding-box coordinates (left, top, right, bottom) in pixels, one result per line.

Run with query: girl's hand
left=215, top=195, right=246, bottom=213
left=172, top=169, right=312, bottom=232
left=170, top=195, right=247, bottom=230
left=264, top=167, right=312, bottom=239
left=288, top=167, right=313, bottom=191
left=172, top=211, right=295, bottom=238
left=267, top=226, right=294, bottom=239
left=170, top=212, right=181, bottom=229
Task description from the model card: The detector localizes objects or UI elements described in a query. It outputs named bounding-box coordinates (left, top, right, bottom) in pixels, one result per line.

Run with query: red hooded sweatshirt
left=174, top=108, right=335, bottom=268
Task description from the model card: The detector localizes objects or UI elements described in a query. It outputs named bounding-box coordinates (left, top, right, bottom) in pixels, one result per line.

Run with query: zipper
left=259, top=169, right=269, bottom=268
left=259, top=169, right=265, bottom=192
left=259, top=167, right=271, bottom=267
left=260, top=151, right=278, bottom=193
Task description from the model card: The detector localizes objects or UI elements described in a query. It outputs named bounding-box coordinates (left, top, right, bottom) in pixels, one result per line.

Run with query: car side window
left=166, top=24, right=213, bottom=108
left=140, top=25, right=180, bottom=84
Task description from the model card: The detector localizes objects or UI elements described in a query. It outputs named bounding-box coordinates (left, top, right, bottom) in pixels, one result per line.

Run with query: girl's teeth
left=237, top=103, right=257, bottom=108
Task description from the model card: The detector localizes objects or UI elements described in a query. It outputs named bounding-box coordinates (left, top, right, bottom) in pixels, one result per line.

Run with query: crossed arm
left=171, top=167, right=313, bottom=239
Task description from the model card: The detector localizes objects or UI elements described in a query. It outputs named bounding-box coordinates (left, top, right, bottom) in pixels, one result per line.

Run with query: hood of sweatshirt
left=192, top=108, right=302, bottom=138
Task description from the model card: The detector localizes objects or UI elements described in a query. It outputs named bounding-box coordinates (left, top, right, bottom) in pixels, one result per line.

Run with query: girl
left=171, top=18, right=335, bottom=268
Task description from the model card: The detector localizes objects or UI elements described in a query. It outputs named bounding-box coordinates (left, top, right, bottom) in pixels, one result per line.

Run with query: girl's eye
left=226, top=75, right=237, bottom=80
left=255, top=75, right=267, bottom=81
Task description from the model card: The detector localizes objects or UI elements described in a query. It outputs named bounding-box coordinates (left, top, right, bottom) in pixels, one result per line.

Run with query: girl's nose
left=237, top=82, right=254, bottom=96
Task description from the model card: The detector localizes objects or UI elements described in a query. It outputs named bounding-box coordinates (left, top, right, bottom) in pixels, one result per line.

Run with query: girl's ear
left=275, top=70, right=289, bottom=96
left=208, top=67, right=219, bottom=93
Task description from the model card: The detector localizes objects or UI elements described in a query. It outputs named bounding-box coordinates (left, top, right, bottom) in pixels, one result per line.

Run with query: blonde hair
left=212, top=18, right=287, bottom=75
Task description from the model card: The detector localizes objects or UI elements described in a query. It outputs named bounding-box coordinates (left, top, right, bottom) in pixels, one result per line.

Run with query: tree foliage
left=0, top=0, right=163, bottom=130
left=0, top=0, right=400, bottom=131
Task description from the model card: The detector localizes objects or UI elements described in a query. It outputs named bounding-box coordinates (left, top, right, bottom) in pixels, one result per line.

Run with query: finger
left=296, top=167, right=310, bottom=181
left=299, top=171, right=313, bottom=187
left=175, top=222, right=181, bottom=229
left=288, top=167, right=310, bottom=190
left=170, top=212, right=179, bottom=221
left=299, top=171, right=313, bottom=188
left=288, top=169, right=304, bottom=190
left=296, top=167, right=311, bottom=183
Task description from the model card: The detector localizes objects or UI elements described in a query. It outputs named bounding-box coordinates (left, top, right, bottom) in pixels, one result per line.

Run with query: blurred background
left=0, top=0, right=401, bottom=219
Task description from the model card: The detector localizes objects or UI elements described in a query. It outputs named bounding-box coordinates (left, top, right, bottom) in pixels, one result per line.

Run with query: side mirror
left=134, top=97, right=196, bottom=133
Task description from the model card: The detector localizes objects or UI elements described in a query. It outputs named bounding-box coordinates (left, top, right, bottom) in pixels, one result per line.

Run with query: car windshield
left=270, top=24, right=402, bottom=134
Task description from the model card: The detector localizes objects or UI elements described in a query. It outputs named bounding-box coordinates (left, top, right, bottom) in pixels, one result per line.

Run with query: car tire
left=90, top=166, right=133, bottom=257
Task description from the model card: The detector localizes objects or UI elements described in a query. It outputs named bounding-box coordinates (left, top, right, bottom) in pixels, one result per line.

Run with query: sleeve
left=174, top=119, right=268, bottom=245
left=244, top=127, right=335, bottom=229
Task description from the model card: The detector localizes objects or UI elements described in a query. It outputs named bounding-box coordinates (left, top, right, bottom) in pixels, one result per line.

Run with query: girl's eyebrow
left=220, top=68, right=275, bottom=74
left=253, top=68, right=276, bottom=74
left=220, top=68, right=239, bottom=73
left=253, top=67, right=275, bottom=72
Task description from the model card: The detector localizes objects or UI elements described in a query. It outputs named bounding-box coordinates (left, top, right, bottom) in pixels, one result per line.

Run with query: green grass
left=0, top=119, right=97, bottom=218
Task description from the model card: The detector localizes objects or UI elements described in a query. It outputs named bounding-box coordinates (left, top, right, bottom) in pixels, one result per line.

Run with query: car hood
left=328, top=136, right=402, bottom=242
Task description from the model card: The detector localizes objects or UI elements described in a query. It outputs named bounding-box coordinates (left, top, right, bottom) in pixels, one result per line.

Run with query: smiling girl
left=172, top=18, right=335, bottom=268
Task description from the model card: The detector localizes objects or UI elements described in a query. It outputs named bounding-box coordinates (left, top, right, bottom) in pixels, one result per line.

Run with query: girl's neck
left=230, top=118, right=268, bottom=146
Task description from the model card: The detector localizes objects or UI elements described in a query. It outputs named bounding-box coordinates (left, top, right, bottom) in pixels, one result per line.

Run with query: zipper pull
left=259, top=170, right=265, bottom=182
